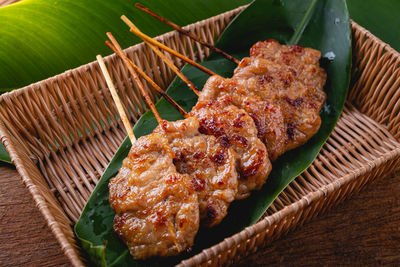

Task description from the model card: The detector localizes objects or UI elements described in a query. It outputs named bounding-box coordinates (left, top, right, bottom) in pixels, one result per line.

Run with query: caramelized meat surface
left=200, top=40, right=327, bottom=158
left=234, top=40, right=327, bottom=150
left=109, top=133, right=199, bottom=259
left=191, top=97, right=271, bottom=199
left=199, top=76, right=287, bottom=161
left=155, top=117, right=237, bottom=227
left=249, top=39, right=326, bottom=90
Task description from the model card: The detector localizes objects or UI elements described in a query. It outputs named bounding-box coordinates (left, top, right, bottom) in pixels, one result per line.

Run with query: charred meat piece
left=109, top=133, right=199, bottom=259
left=234, top=40, right=327, bottom=151
left=199, top=75, right=287, bottom=161
left=154, top=117, right=238, bottom=227
left=249, top=39, right=326, bottom=90
left=190, top=96, right=271, bottom=199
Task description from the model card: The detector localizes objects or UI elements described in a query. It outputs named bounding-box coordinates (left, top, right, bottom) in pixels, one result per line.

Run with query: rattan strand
left=0, top=5, right=399, bottom=266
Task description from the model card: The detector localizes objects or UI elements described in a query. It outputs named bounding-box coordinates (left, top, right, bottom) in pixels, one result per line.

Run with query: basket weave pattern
left=0, top=7, right=399, bottom=266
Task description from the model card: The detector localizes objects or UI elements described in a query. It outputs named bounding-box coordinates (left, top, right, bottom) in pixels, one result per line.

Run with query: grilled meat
left=109, top=39, right=327, bottom=259
left=191, top=96, right=271, bottom=199
left=234, top=40, right=327, bottom=151
left=199, top=40, right=326, bottom=159
left=109, top=133, right=199, bottom=259
left=154, top=117, right=237, bottom=227
left=199, top=76, right=287, bottom=161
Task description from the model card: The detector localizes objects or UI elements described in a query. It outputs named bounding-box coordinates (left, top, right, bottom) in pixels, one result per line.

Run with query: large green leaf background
left=0, top=0, right=251, bottom=91
left=348, top=0, right=400, bottom=52
left=75, top=0, right=352, bottom=266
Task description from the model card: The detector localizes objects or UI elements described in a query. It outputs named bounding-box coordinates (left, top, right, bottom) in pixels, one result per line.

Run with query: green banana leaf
left=0, top=145, right=11, bottom=164
left=348, top=0, right=400, bottom=52
left=0, top=0, right=250, bottom=91
left=75, top=0, right=352, bottom=266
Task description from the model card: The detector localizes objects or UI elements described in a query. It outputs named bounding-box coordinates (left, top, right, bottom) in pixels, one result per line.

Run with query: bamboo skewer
left=116, top=38, right=180, bottom=251
left=121, top=15, right=218, bottom=78
left=130, top=26, right=218, bottom=77
left=96, top=55, right=136, bottom=144
left=119, top=16, right=229, bottom=120
left=121, top=17, right=210, bottom=106
left=121, top=16, right=203, bottom=96
left=135, top=3, right=240, bottom=64
left=105, top=36, right=181, bottom=250
left=120, top=18, right=207, bottom=102
left=105, top=40, right=188, bottom=118
left=108, top=37, right=192, bottom=251
left=122, top=41, right=201, bottom=102
left=107, top=32, right=164, bottom=125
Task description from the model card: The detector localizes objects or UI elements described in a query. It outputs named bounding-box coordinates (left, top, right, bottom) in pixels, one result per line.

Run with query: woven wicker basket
left=1, top=6, right=400, bottom=266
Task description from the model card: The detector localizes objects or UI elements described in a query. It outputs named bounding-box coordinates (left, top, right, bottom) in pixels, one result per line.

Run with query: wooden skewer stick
left=111, top=35, right=182, bottom=253
left=96, top=55, right=136, bottom=144
left=135, top=3, right=240, bottom=64
left=121, top=16, right=203, bottom=96
left=107, top=32, right=164, bottom=125
left=121, top=15, right=218, bottom=78
left=103, top=41, right=180, bottom=251
left=105, top=40, right=188, bottom=118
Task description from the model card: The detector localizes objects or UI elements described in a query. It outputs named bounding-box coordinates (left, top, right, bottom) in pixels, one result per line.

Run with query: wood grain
left=0, top=163, right=399, bottom=266
left=0, top=164, right=68, bottom=267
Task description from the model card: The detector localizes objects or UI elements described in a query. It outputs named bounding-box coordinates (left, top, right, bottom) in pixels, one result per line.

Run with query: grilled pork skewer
left=233, top=39, right=327, bottom=151
left=190, top=97, right=272, bottom=199
left=108, top=33, right=238, bottom=228
left=126, top=23, right=326, bottom=159
left=125, top=20, right=272, bottom=199
left=199, top=76, right=288, bottom=161
left=106, top=33, right=200, bottom=259
left=153, top=117, right=238, bottom=226
left=110, top=133, right=199, bottom=259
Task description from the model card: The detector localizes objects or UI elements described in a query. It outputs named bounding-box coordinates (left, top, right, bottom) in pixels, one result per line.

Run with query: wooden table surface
left=1, top=163, right=400, bottom=267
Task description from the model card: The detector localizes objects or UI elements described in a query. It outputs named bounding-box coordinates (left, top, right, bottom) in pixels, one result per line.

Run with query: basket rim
left=3, top=13, right=400, bottom=104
